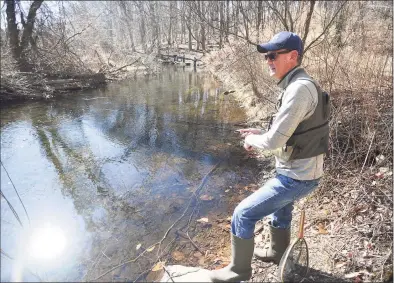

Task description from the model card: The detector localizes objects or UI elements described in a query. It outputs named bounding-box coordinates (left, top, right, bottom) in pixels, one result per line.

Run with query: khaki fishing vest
left=270, top=69, right=330, bottom=161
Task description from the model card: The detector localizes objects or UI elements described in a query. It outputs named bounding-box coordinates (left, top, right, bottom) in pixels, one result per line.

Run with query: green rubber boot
left=254, top=224, right=290, bottom=264
left=209, top=233, right=254, bottom=282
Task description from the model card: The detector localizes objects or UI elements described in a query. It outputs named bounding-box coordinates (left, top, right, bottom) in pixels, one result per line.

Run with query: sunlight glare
left=28, top=223, right=67, bottom=260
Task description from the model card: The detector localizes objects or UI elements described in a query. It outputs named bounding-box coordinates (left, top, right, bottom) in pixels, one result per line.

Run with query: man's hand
left=243, top=141, right=253, bottom=151
left=236, top=128, right=262, bottom=137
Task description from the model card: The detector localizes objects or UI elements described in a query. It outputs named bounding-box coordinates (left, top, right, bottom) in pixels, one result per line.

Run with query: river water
left=0, top=67, right=260, bottom=282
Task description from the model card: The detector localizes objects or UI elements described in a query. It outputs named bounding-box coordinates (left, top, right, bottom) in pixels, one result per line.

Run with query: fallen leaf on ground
left=136, top=243, right=142, bottom=250
left=146, top=245, right=155, bottom=252
left=335, top=262, right=347, bottom=268
left=374, top=172, right=384, bottom=179
left=345, top=270, right=372, bottom=279
left=225, top=189, right=230, bottom=193
left=244, top=184, right=258, bottom=192
left=172, top=250, right=185, bottom=261
left=200, top=194, right=214, bottom=201
left=345, top=272, right=361, bottom=279
left=197, top=217, right=209, bottom=223
left=317, top=223, right=329, bottom=234
left=379, top=167, right=389, bottom=173
left=151, top=261, right=165, bottom=271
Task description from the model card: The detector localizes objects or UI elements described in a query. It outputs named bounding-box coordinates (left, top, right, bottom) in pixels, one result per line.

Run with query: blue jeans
left=231, top=174, right=320, bottom=239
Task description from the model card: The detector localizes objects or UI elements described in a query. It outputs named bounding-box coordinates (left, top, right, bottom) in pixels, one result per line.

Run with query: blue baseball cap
left=257, top=31, right=303, bottom=56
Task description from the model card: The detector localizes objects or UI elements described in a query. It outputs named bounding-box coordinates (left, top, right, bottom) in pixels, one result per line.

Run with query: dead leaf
left=379, top=167, right=389, bottom=173
left=172, top=250, right=185, bottom=261
left=244, top=184, right=258, bottom=192
left=225, top=224, right=231, bottom=230
left=200, top=194, right=214, bottom=201
left=345, top=270, right=372, bottom=279
left=146, top=245, right=155, bottom=252
left=374, top=172, right=384, bottom=179
left=151, top=261, right=165, bottom=271
left=197, top=217, right=209, bottom=223
left=136, top=243, right=142, bottom=250
left=317, top=223, right=329, bottom=234
left=345, top=272, right=361, bottom=279
left=335, top=262, right=347, bottom=268
left=146, top=269, right=165, bottom=282
left=225, top=189, right=230, bottom=193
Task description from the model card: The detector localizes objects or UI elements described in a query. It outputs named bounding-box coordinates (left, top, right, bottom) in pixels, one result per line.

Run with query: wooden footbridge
left=157, top=54, right=202, bottom=67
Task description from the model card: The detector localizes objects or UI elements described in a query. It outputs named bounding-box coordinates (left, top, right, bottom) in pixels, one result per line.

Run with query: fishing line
left=1, top=160, right=31, bottom=225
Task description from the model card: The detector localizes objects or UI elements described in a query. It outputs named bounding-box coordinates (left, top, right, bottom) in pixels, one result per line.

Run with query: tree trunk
left=136, top=2, right=147, bottom=52
left=302, top=0, right=315, bottom=45
left=155, top=1, right=161, bottom=51
left=225, top=0, right=230, bottom=42
left=195, top=23, right=200, bottom=50
left=5, top=0, right=20, bottom=61
left=195, top=2, right=200, bottom=50
left=219, top=1, right=224, bottom=48
left=239, top=2, right=249, bottom=42
left=6, top=0, right=43, bottom=71
left=168, top=1, right=173, bottom=46
left=187, top=5, right=192, bottom=50
left=119, top=2, right=136, bottom=52
left=188, top=25, right=192, bottom=50
left=257, top=0, right=262, bottom=40
left=234, top=1, right=239, bottom=38
left=200, top=1, right=206, bottom=51
left=20, top=0, right=44, bottom=51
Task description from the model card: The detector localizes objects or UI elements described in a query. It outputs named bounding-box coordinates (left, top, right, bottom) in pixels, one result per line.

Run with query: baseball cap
left=257, top=31, right=303, bottom=56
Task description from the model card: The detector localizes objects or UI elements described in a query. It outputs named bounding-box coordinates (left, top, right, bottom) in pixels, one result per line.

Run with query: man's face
left=265, top=49, right=298, bottom=80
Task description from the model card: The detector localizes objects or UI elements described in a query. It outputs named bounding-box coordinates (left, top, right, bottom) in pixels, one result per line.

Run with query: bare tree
left=5, top=0, right=44, bottom=70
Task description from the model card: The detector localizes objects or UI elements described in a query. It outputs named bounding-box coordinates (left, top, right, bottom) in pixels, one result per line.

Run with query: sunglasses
left=264, top=50, right=292, bottom=61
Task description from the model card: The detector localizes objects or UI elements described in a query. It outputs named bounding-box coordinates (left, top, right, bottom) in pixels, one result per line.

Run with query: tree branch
left=302, top=0, right=316, bottom=44
left=304, top=1, right=347, bottom=54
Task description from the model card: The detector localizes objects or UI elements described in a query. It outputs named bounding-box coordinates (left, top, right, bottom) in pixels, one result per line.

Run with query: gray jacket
left=245, top=66, right=324, bottom=180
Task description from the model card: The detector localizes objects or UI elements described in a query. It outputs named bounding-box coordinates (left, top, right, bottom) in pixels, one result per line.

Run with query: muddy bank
left=0, top=51, right=158, bottom=103
left=0, top=72, right=107, bottom=103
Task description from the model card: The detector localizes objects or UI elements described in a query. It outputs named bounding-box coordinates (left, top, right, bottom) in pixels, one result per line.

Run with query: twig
left=380, top=250, right=392, bottom=281
left=360, top=131, right=375, bottom=173
left=162, top=266, right=175, bottom=283
left=175, top=230, right=203, bottom=254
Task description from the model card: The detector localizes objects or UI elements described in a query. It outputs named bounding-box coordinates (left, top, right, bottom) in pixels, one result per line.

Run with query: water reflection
left=1, top=67, right=259, bottom=282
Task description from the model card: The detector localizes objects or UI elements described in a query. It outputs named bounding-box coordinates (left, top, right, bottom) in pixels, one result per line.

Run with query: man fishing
left=209, top=31, right=330, bottom=282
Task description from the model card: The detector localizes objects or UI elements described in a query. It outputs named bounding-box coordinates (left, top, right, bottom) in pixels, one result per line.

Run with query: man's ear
left=291, top=50, right=299, bottom=61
